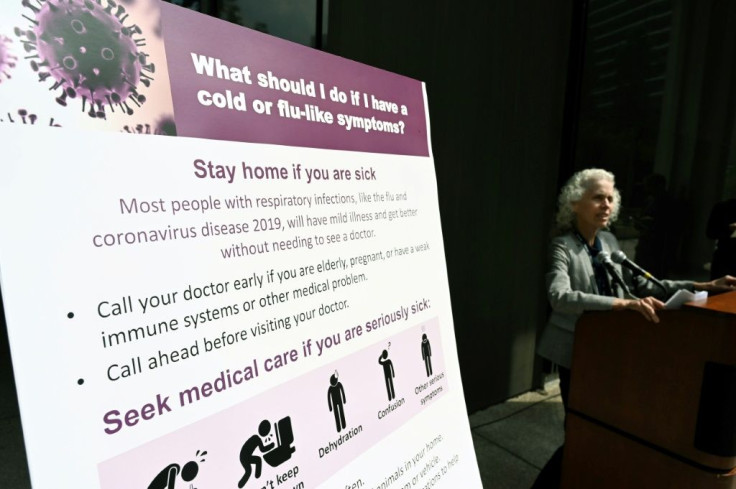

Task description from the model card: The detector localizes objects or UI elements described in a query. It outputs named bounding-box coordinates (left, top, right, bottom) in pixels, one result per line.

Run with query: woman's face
left=572, top=179, right=615, bottom=232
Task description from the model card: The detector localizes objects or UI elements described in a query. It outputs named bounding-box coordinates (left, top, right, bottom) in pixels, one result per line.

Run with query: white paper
left=664, top=289, right=708, bottom=309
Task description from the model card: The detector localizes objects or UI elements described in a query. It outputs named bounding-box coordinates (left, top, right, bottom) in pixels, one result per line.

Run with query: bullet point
left=77, top=379, right=84, bottom=385
left=67, top=312, right=74, bottom=319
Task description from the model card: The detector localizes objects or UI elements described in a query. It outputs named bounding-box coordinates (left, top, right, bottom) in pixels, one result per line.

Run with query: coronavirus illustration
left=0, top=34, right=17, bottom=82
left=155, top=114, right=176, bottom=135
left=122, top=122, right=156, bottom=134
left=15, top=0, right=155, bottom=119
left=122, top=115, right=176, bottom=135
left=0, top=108, right=61, bottom=126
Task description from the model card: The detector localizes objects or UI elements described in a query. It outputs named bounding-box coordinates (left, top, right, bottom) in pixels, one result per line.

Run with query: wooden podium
left=562, top=291, right=736, bottom=488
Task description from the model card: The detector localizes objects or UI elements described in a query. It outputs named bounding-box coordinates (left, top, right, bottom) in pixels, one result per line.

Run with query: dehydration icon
left=327, top=370, right=347, bottom=432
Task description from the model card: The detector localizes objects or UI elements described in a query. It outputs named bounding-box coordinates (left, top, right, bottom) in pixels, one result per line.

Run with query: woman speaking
left=533, top=168, right=735, bottom=488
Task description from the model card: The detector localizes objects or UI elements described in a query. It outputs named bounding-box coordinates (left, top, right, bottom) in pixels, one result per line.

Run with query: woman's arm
left=612, top=296, right=664, bottom=322
left=693, top=275, right=736, bottom=292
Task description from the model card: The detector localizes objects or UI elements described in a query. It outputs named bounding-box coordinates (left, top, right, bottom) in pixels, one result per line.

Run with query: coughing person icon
left=327, top=372, right=347, bottom=432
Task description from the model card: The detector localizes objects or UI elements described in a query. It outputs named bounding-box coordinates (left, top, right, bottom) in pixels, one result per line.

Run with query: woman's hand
left=613, top=296, right=665, bottom=322
left=694, top=275, right=736, bottom=293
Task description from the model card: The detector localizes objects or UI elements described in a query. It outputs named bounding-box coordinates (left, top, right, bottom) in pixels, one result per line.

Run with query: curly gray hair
left=555, top=168, right=621, bottom=231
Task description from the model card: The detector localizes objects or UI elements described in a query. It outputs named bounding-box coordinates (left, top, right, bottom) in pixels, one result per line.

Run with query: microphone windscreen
left=595, top=251, right=612, bottom=265
left=611, top=250, right=627, bottom=264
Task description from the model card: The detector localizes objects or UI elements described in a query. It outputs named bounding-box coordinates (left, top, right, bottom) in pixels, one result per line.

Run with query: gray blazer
left=537, top=230, right=693, bottom=368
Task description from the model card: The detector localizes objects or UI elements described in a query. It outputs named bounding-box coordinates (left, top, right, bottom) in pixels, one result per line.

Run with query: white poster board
left=0, top=1, right=482, bottom=488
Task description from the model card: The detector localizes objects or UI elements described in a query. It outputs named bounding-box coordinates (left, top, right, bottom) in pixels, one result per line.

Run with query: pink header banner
left=160, top=4, right=430, bottom=157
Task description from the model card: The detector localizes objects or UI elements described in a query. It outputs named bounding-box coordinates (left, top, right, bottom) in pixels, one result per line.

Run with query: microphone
left=595, top=251, right=636, bottom=298
left=610, top=250, right=667, bottom=293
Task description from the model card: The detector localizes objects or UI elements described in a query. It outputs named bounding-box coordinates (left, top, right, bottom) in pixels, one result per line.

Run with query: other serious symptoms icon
left=16, top=0, right=155, bottom=119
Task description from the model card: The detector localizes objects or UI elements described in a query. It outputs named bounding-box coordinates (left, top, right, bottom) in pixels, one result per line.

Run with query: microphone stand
left=597, top=252, right=638, bottom=300
left=606, top=268, right=639, bottom=299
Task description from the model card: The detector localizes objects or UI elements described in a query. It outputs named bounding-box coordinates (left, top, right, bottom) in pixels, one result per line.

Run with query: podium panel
left=563, top=413, right=736, bottom=489
left=563, top=291, right=736, bottom=484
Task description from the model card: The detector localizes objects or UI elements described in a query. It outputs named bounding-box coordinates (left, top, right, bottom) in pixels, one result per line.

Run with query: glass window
left=574, top=0, right=736, bottom=280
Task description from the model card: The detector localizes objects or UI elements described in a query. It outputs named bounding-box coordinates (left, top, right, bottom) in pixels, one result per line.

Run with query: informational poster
left=0, top=1, right=482, bottom=488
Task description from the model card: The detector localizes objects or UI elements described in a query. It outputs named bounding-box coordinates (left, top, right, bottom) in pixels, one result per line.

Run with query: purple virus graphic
left=122, top=115, right=176, bottom=135
left=0, top=108, right=61, bottom=126
left=122, top=122, right=157, bottom=134
left=156, top=115, right=176, bottom=135
left=0, top=34, right=18, bottom=82
left=15, top=0, right=155, bottom=119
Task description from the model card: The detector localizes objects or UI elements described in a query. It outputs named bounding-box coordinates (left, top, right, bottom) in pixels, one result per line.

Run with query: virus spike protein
left=0, top=34, right=18, bottom=82
left=1, top=108, right=61, bottom=126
